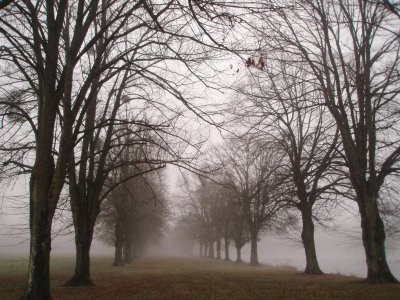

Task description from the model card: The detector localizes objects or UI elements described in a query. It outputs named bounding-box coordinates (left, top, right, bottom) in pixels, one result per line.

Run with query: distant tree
left=229, top=199, right=250, bottom=263
left=216, top=180, right=240, bottom=262
left=177, top=170, right=238, bottom=260
left=221, top=137, right=287, bottom=266
left=236, top=59, right=347, bottom=274
left=98, top=166, right=168, bottom=266
left=124, top=173, right=169, bottom=262
left=196, top=176, right=230, bottom=260
left=171, top=216, right=198, bottom=256
left=204, top=172, right=249, bottom=262
left=177, top=172, right=208, bottom=258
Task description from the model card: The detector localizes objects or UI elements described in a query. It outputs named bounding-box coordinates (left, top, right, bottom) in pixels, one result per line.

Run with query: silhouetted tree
left=235, top=59, right=348, bottom=274
left=0, top=1, right=115, bottom=297
left=220, top=137, right=287, bottom=266
left=98, top=166, right=168, bottom=266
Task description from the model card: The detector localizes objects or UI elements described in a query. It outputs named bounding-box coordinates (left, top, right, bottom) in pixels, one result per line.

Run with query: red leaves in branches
left=246, top=57, right=256, bottom=68
left=246, top=53, right=265, bottom=71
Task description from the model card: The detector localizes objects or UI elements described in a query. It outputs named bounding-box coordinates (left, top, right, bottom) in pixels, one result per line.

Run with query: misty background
left=1, top=163, right=399, bottom=279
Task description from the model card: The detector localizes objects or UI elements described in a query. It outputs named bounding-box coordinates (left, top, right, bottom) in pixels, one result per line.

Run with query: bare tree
left=175, top=175, right=237, bottom=260
left=261, top=0, right=400, bottom=283
left=190, top=176, right=219, bottom=259
left=215, top=178, right=240, bottom=262
left=0, top=1, right=111, bottom=297
left=0, top=0, right=203, bottom=296
left=0, top=0, right=257, bottom=296
left=236, top=59, right=348, bottom=274
left=66, top=33, right=186, bottom=284
left=98, top=167, right=168, bottom=266
left=228, top=195, right=250, bottom=263
left=221, top=137, right=287, bottom=266
left=176, top=172, right=209, bottom=257
left=197, top=175, right=235, bottom=260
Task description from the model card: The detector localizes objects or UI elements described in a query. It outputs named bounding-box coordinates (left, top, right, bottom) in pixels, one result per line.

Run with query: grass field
left=1, top=256, right=399, bottom=299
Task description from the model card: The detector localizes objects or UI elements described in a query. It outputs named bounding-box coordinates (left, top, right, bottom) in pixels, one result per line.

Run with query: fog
left=1, top=209, right=400, bottom=279
left=146, top=224, right=400, bottom=279
left=1, top=167, right=399, bottom=279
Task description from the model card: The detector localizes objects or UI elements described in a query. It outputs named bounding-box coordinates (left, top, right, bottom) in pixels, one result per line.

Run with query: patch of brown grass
left=1, top=256, right=399, bottom=299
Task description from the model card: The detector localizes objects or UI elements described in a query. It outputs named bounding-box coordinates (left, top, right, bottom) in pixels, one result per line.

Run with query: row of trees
left=177, top=129, right=341, bottom=272
left=98, top=167, right=168, bottom=268
left=0, top=1, right=260, bottom=298
left=179, top=0, right=400, bottom=284
left=245, top=0, right=400, bottom=284
left=178, top=174, right=248, bottom=262
left=0, top=1, right=399, bottom=299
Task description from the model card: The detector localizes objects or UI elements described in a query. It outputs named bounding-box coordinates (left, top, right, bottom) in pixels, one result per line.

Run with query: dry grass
left=1, top=256, right=399, bottom=299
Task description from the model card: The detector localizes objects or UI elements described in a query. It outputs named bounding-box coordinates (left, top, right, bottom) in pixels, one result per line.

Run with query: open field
left=1, top=256, right=399, bottom=299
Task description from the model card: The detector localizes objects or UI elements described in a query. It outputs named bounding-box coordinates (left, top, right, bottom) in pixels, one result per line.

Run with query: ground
left=1, top=256, right=399, bottom=299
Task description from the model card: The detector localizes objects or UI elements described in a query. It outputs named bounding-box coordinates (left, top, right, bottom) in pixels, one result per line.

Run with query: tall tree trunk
left=224, top=236, right=230, bottom=261
left=66, top=225, right=94, bottom=286
left=235, top=245, right=242, bottom=263
left=216, top=238, right=221, bottom=259
left=208, top=240, right=214, bottom=259
left=22, top=101, right=67, bottom=298
left=249, top=230, right=259, bottom=266
left=203, top=239, right=208, bottom=257
left=66, top=193, right=97, bottom=286
left=113, top=220, right=124, bottom=267
left=359, top=193, right=398, bottom=283
left=21, top=195, right=53, bottom=300
left=21, top=1, right=69, bottom=297
left=123, top=236, right=132, bottom=264
left=22, top=128, right=71, bottom=298
left=301, top=209, right=323, bottom=275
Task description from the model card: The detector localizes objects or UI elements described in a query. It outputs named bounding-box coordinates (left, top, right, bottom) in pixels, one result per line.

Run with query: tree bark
left=113, top=220, right=124, bottom=267
left=216, top=238, right=221, bottom=259
left=301, top=209, right=323, bottom=275
left=208, top=240, right=214, bottom=259
left=203, top=239, right=208, bottom=257
left=21, top=87, right=68, bottom=299
left=235, top=246, right=242, bottom=263
left=20, top=201, right=53, bottom=300
left=224, top=236, right=230, bottom=261
left=123, top=238, right=132, bottom=264
left=249, top=230, right=259, bottom=266
left=65, top=191, right=98, bottom=286
left=65, top=227, right=94, bottom=286
left=359, top=193, right=398, bottom=283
